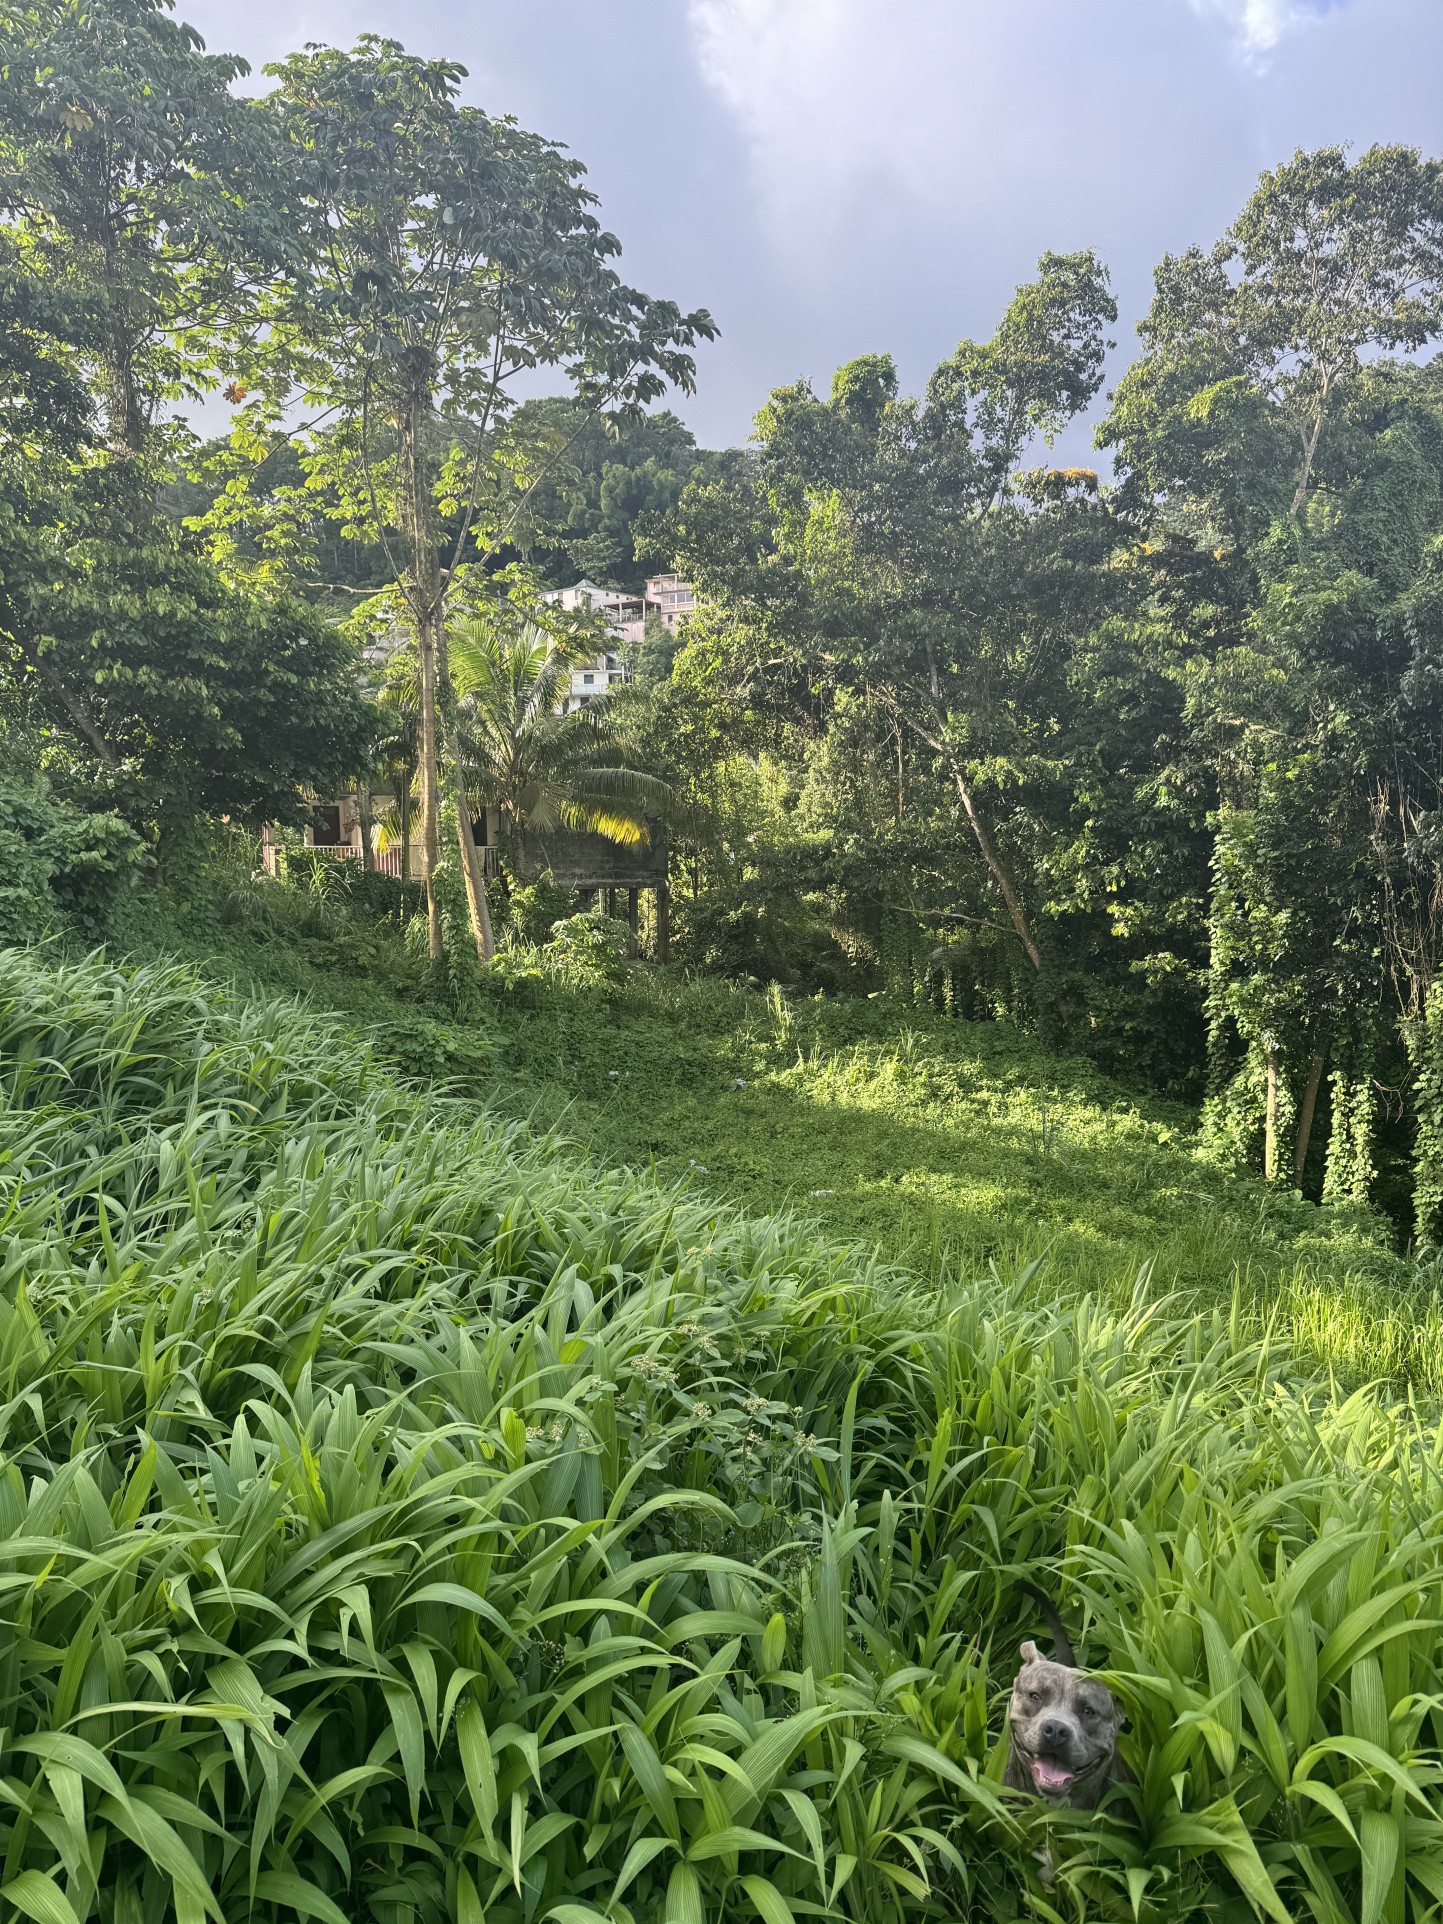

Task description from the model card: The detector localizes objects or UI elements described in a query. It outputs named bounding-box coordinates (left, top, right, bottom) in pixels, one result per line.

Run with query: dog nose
left=1040, top=1719, right=1069, bottom=1748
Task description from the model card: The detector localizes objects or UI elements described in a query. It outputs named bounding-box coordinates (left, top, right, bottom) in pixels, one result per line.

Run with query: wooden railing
left=265, top=842, right=501, bottom=880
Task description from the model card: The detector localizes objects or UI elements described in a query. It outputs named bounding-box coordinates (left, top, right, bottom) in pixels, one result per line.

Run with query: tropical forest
left=2, top=2, right=1443, bottom=1919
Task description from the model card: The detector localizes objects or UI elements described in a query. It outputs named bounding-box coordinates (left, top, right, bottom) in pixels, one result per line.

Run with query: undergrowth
left=128, top=867, right=1443, bottom=1395
left=2, top=944, right=1443, bottom=1923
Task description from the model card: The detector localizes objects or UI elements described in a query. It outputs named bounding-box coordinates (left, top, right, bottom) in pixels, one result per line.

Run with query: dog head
left=1007, top=1640, right=1123, bottom=1805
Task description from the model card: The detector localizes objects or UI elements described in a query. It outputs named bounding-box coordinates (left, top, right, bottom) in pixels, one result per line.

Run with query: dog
left=1003, top=1589, right=1125, bottom=1811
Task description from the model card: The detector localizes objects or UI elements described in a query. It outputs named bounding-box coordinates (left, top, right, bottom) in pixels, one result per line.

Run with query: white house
left=540, top=574, right=698, bottom=712
left=538, top=578, right=638, bottom=712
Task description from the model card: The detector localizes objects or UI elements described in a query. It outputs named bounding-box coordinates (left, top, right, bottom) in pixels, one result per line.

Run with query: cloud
left=684, top=2, right=1248, bottom=263
left=1188, top=0, right=1345, bottom=60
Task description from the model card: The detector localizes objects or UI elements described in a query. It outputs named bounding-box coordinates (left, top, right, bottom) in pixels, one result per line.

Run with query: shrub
left=339, top=863, right=427, bottom=924
left=0, top=766, right=143, bottom=943
left=546, top=906, right=630, bottom=984
left=504, top=870, right=573, bottom=946
left=677, top=882, right=867, bottom=991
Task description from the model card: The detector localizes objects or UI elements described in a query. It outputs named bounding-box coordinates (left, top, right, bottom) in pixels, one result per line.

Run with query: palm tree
left=449, top=616, right=672, bottom=956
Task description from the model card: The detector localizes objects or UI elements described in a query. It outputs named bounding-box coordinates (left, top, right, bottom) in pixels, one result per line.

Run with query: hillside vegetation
left=163, top=871, right=1443, bottom=1394
left=3, top=939, right=1443, bottom=1924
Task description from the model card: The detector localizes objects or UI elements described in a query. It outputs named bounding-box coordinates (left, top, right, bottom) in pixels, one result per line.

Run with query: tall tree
left=1103, top=144, right=1443, bottom=532
left=234, top=37, right=713, bottom=963
left=1100, top=146, right=1443, bottom=1193
left=672, top=252, right=1117, bottom=982
left=0, top=0, right=278, bottom=455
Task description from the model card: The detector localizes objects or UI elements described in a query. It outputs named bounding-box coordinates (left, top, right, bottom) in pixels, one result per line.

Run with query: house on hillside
left=261, top=796, right=672, bottom=957
left=261, top=574, right=695, bottom=951
left=643, top=573, right=698, bottom=630
left=540, top=572, right=698, bottom=711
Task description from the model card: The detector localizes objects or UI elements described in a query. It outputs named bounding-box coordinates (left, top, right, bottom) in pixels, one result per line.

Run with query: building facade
left=541, top=572, right=698, bottom=711
left=643, top=573, right=698, bottom=630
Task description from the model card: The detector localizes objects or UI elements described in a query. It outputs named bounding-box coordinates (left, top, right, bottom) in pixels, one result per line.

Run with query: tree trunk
left=1293, top=1048, right=1327, bottom=1188
left=399, top=780, right=412, bottom=883
left=399, top=382, right=444, bottom=960
left=417, top=601, right=444, bottom=959
left=1290, top=374, right=1332, bottom=516
left=357, top=783, right=376, bottom=874
left=98, top=240, right=145, bottom=457
left=656, top=879, right=670, bottom=963
left=454, top=784, right=495, bottom=962
left=23, top=645, right=119, bottom=765
left=103, top=338, right=144, bottom=456
left=1264, top=1040, right=1281, bottom=1182
left=434, top=612, right=496, bottom=966
left=903, top=698, right=1043, bottom=972
left=948, top=766, right=1043, bottom=971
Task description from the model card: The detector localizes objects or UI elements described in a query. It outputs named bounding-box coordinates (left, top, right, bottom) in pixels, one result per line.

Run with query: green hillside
left=4, top=938, right=1443, bottom=1924
left=165, top=879, right=1442, bottom=1394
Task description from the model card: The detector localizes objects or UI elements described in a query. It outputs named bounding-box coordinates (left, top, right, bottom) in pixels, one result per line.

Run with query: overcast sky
left=180, top=0, right=1443, bottom=457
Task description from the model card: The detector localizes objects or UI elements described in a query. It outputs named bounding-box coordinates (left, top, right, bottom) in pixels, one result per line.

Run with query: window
left=582, top=672, right=595, bottom=685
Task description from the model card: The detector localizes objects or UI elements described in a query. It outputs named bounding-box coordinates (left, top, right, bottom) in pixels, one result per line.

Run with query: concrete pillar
left=627, top=887, right=639, bottom=959
left=655, top=880, right=670, bottom=964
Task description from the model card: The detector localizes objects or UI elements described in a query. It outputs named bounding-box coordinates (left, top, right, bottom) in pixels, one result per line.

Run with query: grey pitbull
left=1003, top=1599, right=1125, bottom=1809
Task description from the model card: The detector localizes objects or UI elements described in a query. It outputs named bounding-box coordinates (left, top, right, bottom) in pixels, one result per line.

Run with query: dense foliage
left=7, top=13, right=1443, bottom=1916
left=152, top=854, right=1434, bottom=1387
left=642, top=146, right=1443, bottom=1239
left=2, top=943, right=1443, bottom=1924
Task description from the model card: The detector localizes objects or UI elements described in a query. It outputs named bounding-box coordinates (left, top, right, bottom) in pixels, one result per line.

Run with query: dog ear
left=1019, top=1639, right=1041, bottom=1663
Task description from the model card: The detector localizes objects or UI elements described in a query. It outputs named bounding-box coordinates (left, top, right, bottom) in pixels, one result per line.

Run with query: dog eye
left=1080, top=1704, right=1097, bottom=1720
left=1026, top=1690, right=1042, bottom=1705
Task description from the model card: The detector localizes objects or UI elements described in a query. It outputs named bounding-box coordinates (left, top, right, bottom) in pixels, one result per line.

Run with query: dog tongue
left=1032, top=1758, right=1075, bottom=1791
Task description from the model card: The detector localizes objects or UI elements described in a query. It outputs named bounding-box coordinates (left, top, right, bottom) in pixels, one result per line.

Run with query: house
left=262, top=796, right=672, bottom=958
left=261, top=792, right=503, bottom=881
left=643, top=572, right=698, bottom=630
left=541, top=572, right=698, bottom=711
left=261, top=576, right=694, bottom=950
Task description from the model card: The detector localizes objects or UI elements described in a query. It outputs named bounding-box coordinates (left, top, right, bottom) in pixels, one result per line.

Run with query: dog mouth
left=1029, top=1756, right=1078, bottom=1796
left=1017, top=1743, right=1107, bottom=1799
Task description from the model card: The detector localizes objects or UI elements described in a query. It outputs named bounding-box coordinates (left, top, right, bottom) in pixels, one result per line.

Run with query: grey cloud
left=177, top=0, right=1442, bottom=456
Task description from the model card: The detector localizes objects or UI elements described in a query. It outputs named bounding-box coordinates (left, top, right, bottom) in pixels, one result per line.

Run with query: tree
left=232, top=37, right=712, bottom=965
left=0, top=0, right=278, bottom=456
left=672, top=252, right=1118, bottom=983
left=447, top=615, right=671, bottom=956
left=501, top=398, right=712, bottom=589
left=1103, top=145, right=1443, bottom=532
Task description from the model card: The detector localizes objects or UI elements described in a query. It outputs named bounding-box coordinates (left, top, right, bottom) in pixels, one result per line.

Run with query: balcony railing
left=266, top=841, right=502, bottom=880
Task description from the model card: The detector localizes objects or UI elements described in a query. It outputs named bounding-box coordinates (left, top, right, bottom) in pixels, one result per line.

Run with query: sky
left=179, top=0, right=1443, bottom=458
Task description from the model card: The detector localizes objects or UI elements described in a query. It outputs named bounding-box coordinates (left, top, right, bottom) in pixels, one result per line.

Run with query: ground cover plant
left=151, top=866, right=1443, bottom=1394
left=4, top=941, right=1443, bottom=1923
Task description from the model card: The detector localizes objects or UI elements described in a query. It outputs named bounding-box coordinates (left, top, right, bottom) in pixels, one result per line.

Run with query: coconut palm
left=449, top=614, right=673, bottom=863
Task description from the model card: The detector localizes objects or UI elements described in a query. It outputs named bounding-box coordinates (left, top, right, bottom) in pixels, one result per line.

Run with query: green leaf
left=1, top=1872, right=84, bottom=1924
left=251, top=1872, right=353, bottom=1924
left=740, top=1875, right=797, bottom=1924
left=666, top=1859, right=704, bottom=1924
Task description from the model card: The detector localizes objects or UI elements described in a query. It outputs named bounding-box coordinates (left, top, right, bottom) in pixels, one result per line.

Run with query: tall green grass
left=3, top=947, right=1443, bottom=1922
